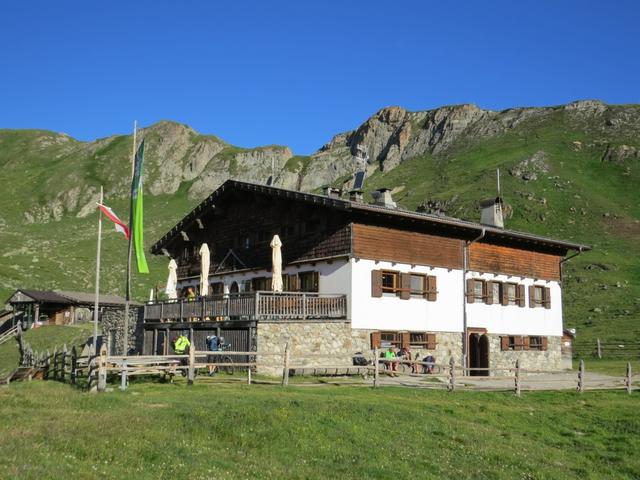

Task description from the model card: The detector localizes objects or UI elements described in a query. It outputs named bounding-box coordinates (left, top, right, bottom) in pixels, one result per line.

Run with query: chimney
left=480, top=197, right=504, bottom=228
left=371, top=188, right=397, bottom=209
left=349, top=189, right=363, bottom=202
left=324, top=186, right=342, bottom=199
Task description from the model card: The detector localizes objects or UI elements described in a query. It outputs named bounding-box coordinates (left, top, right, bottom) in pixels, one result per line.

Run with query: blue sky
left=1, top=0, right=639, bottom=154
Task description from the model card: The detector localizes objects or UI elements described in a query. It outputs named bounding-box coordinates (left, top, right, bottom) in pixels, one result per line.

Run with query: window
left=283, top=274, right=298, bottom=292
left=410, top=332, right=437, bottom=349
left=505, top=283, right=517, bottom=306
left=501, top=336, right=547, bottom=351
left=491, top=282, right=501, bottom=305
left=529, top=285, right=550, bottom=308
left=473, top=280, right=484, bottom=300
left=529, top=336, right=544, bottom=351
left=299, top=271, right=319, bottom=292
left=241, top=280, right=253, bottom=293
left=210, top=282, right=224, bottom=295
left=410, top=274, right=425, bottom=296
left=252, top=277, right=270, bottom=291
left=380, top=331, right=402, bottom=349
left=381, top=271, right=399, bottom=294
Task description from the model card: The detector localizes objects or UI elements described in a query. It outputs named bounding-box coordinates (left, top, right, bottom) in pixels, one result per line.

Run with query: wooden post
left=179, top=300, right=184, bottom=322
left=61, top=344, right=68, bottom=383
left=71, top=346, right=77, bottom=385
left=626, top=362, right=632, bottom=394
left=577, top=359, right=585, bottom=393
left=247, top=366, right=252, bottom=385
left=52, top=347, right=58, bottom=381
left=373, top=348, right=379, bottom=388
left=302, top=293, right=307, bottom=320
left=44, top=349, right=51, bottom=380
left=97, top=344, right=107, bottom=392
left=596, top=338, right=602, bottom=359
left=448, top=356, right=456, bottom=392
left=282, top=342, right=290, bottom=387
left=187, top=345, right=195, bottom=385
left=514, top=358, right=521, bottom=397
left=120, top=359, right=128, bottom=391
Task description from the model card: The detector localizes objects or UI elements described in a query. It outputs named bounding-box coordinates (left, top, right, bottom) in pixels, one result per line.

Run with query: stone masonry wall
left=488, top=335, right=563, bottom=373
left=101, top=306, right=144, bottom=355
left=257, top=320, right=353, bottom=376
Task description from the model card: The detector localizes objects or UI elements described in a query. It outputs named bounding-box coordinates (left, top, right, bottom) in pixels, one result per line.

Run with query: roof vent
left=480, top=197, right=504, bottom=228
left=371, top=188, right=397, bottom=209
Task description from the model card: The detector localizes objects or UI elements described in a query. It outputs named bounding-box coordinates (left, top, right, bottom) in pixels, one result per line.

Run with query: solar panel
left=353, top=170, right=366, bottom=190
left=266, top=175, right=273, bottom=186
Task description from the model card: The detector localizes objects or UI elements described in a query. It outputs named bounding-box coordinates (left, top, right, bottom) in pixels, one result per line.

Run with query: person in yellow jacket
left=173, top=334, right=191, bottom=354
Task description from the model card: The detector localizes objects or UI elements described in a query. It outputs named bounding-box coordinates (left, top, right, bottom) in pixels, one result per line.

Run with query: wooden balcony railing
left=143, top=291, right=347, bottom=323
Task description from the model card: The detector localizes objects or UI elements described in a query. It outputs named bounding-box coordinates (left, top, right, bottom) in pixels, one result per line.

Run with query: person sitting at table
left=384, top=347, right=398, bottom=376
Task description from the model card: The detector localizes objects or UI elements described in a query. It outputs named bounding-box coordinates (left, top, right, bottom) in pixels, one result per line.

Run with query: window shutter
left=500, top=336, right=509, bottom=351
left=517, top=285, right=526, bottom=308
left=528, top=285, right=536, bottom=308
left=484, top=281, right=493, bottom=305
left=312, top=271, right=319, bottom=292
left=501, top=283, right=509, bottom=306
left=399, top=273, right=411, bottom=300
left=401, top=332, right=410, bottom=349
left=541, top=337, right=548, bottom=351
left=371, top=270, right=382, bottom=298
left=371, top=331, right=381, bottom=349
left=514, top=336, right=524, bottom=350
left=426, top=333, right=436, bottom=350
left=523, top=336, right=530, bottom=351
left=426, top=275, right=437, bottom=301
left=543, top=287, right=551, bottom=309
left=466, top=279, right=475, bottom=303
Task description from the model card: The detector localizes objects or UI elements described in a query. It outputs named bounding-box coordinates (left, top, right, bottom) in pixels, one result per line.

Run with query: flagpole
left=123, top=121, right=137, bottom=356
left=93, top=185, right=104, bottom=355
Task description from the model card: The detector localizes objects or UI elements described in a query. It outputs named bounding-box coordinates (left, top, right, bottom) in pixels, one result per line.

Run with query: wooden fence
left=573, top=337, right=640, bottom=359
left=15, top=339, right=639, bottom=396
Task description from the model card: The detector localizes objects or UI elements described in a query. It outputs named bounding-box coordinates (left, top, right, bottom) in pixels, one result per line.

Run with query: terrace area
left=143, top=291, right=348, bottom=323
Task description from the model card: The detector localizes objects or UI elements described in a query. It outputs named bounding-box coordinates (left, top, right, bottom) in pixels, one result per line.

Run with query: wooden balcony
left=143, top=292, right=348, bottom=323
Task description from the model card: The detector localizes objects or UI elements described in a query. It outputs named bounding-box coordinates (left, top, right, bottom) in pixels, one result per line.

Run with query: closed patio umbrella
left=270, top=235, right=283, bottom=292
left=199, top=243, right=210, bottom=297
left=165, top=259, right=178, bottom=300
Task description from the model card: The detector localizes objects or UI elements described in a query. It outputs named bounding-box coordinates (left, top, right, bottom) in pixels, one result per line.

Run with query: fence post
left=247, top=365, right=252, bottom=385
left=282, top=342, right=290, bottom=387
left=71, top=346, right=77, bottom=385
left=187, top=345, right=195, bottom=385
left=373, top=348, right=379, bottom=388
left=448, top=356, right=456, bottom=392
left=61, top=344, right=68, bottom=383
left=97, top=344, right=107, bottom=392
left=596, top=338, right=602, bottom=359
left=626, top=362, right=632, bottom=394
left=44, top=349, right=51, bottom=380
left=120, top=359, right=128, bottom=391
left=514, top=358, right=521, bottom=397
left=302, top=294, right=307, bottom=320
left=179, top=300, right=184, bottom=322
left=52, top=347, right=58, bottom=381
left=577, top=359, right=585, bottom=393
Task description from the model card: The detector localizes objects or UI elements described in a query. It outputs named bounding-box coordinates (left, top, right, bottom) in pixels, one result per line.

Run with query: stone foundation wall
left=488, top=335, right=563, bottom=373
left=257, top=320, right=354, bottom=376
left=101, top=306, right=144, bottom=355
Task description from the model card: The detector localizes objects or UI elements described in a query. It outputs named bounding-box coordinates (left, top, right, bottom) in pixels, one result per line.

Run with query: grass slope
left=0, top=324, right=92, bottom=379
left=0, top=382, right=638, bottom=479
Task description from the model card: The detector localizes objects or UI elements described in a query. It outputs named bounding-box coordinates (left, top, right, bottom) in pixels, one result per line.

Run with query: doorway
left=468, top=332, right=489, bottom=376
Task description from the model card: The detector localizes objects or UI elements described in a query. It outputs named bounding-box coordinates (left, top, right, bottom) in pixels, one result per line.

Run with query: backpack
left=352, top=352, right=368, bottom=366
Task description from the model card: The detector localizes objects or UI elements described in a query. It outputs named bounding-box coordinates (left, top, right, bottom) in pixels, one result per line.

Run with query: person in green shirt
left=384, top=347, right=398, bottom=376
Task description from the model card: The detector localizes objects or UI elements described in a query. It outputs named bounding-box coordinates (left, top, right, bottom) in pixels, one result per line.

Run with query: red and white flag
left=97, top=203, right=130, bottom=239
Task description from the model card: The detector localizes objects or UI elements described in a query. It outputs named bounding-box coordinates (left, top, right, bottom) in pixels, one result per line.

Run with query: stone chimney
left=324, top=186, right=342, bottom=199
left=480, top=197, right=504, bottom=228
left=349, top=189, right=363, bottom=202
left=371, top=188, right=397, bottom=209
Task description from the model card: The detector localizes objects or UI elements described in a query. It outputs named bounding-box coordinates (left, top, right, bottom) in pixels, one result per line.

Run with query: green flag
left=131, top=139, right=149, bottom=274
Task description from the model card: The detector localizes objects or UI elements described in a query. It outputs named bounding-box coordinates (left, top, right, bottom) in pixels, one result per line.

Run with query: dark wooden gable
left=163, top=188, right=352, bottom=278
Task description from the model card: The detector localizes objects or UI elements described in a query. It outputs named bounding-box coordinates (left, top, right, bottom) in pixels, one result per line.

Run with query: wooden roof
left=151, top=179, right=591, bottom=255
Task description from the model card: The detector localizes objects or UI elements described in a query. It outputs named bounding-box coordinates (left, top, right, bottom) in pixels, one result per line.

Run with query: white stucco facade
left=176, top=257, right=563, bottom=337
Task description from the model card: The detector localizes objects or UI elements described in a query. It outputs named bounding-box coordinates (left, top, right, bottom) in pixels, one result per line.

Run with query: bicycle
left=217, top=342, right=235, bottom=375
